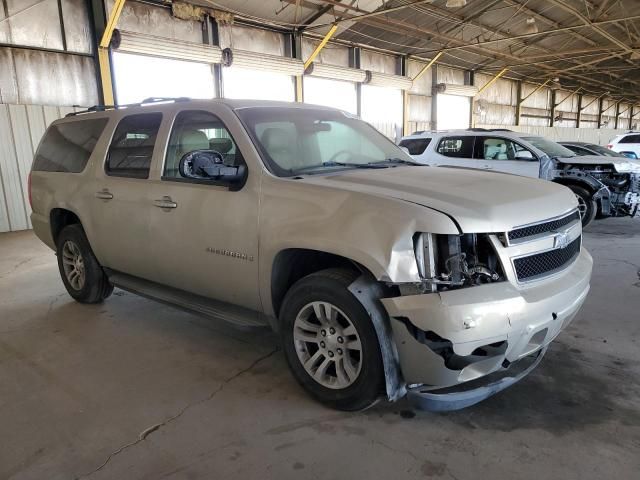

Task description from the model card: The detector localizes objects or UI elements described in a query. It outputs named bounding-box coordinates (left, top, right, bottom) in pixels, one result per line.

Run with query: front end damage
left=378, top=210, right=593, bottom=410
left=542, top=156, right=640, bottom=218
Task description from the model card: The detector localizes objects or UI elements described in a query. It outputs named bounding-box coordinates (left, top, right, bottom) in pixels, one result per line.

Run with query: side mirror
left=179, top=150, right=245, bottom=183
left=515, top=150, right=535, bottom=161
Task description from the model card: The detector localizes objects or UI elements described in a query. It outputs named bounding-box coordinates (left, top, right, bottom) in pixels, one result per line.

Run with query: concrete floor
left=1, top=219, right=639, bottom=480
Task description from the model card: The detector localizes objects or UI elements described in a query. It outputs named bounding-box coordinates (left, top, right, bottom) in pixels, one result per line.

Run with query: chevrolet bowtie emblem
left=553, top=230, right=570, bottom=249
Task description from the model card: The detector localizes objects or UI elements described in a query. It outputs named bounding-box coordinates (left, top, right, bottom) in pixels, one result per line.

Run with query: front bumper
left=381, top=248, right=593, bottom=410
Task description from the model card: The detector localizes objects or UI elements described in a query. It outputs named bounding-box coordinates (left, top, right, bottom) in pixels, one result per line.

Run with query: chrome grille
left=513, top=236, right=581, bottom=282
left=508, top=210, right=580, bottom=242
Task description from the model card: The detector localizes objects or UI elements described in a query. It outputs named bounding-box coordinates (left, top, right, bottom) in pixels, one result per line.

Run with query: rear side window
left=437, top=136, right=474, bottom=158
left=399, top=138, right=431, bottom=155
left=619, top=134, right=640, bottom=144
left=106, top=113, right=162, bottom=179
left=33, top=118, right=108, bottom=173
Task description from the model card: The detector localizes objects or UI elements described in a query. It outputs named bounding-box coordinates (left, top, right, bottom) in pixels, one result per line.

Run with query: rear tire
left=280, top=268, right=384, bottom=411
left=569, top=185, right=596, bottom=228
left=56, top=224, right=114, bottom=303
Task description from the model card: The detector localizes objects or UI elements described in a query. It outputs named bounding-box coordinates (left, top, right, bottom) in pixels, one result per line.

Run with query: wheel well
left=553, top=178, right=595, bottom=194
left=50, top=209, right=81, bottom=244
left=271, top=249, right=364, bottom=318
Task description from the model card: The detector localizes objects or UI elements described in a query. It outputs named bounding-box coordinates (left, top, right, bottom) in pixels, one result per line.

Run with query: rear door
left=474, top=136, right=539, bottom=177
left=87, top=112, right=161, bottom=279
left=432, top=135, right=476, bottom=168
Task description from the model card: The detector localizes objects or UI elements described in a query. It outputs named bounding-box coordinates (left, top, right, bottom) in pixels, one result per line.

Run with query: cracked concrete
left=1, top=218, right=639, bottom=480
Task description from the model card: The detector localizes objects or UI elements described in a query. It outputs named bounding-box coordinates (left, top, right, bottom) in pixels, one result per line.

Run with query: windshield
left=522, top=137, right=576, bottom=158
left=235, top=106, right=416, bottom=177
left=586, top=144, right=625, bottom=157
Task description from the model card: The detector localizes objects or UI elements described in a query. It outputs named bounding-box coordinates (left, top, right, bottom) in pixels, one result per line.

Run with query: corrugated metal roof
left=205, top=0, right=640, bottom=101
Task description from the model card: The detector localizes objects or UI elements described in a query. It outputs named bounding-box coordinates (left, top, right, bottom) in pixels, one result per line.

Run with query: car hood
left=302, top=166, right=577, bottom=233
left=557, top=155, right=640, bottom=173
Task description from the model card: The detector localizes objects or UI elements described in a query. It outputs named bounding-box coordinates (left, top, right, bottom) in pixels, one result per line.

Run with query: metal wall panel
left=555, top=90, right=580, bottom=113
left=408, top=94, right=431, bottom=123
left=475, top=73, right=516, bottom=106
left=227, top=25, right=285, bottom=56
left=108, top=0, right=202, bottom=43
left=61, top=0, right=93, bottom=54
left=477, top=123, right=629, bottom=146
left=360, top=50, right=396, bottom=74
left=11, top=48, right=98, bottom=106
left=302, top=38, right=349, bottom=67
left=521, top=83, right=551, bottom=110
left=5, top=0, right=64, bottom=50
left=0, top=104, right=28, bottom=231
left=480, top=103, right=516, bottom=125
left=437, top=66, right=465, bottom=85
left=0, top=103, right=77, bottom=232
left=582, top=96, right=600, bottom=115
left=407, top=60, right=432, bottom=96
left=0, top=48, right=19, bottom=104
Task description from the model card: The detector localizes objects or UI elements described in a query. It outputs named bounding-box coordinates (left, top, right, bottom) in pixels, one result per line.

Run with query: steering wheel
left=328, top=149, right=355, bottom=163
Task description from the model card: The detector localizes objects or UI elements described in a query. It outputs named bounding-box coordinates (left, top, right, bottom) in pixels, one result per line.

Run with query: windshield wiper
left=377, top=157, right=420, bottom=165
left=293, top=161, right=389, bottom=173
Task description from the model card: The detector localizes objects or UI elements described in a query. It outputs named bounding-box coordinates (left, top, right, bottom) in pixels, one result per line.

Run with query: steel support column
left=349, top=46, right=362, bottom=117
left=515, top=81, right=522, bottom=126
left=97, top=0, right=126, bottom=105
left=597, top=97, right=605, bottom=128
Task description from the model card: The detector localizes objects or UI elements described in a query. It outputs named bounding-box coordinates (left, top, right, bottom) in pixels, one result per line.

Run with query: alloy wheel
left=61, top=240, right=85, bottom=290
left=293, top=301, right=362, bottom=389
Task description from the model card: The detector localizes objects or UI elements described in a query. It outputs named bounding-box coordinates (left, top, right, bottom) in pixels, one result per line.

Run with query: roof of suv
left=66, top=97, right=340, bottom=118
left=403, top=128, right=532, bottom=140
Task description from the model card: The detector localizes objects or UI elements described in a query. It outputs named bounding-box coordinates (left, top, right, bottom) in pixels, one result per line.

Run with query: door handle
left=95, top=189, right=113, bottom=200
left=153, top=196, right=177, bottom=209
left=483, top=165, right=493, bottom=170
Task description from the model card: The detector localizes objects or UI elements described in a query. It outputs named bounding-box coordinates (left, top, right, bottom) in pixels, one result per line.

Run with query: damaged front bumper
left=381, top=248, right=593, bottom=411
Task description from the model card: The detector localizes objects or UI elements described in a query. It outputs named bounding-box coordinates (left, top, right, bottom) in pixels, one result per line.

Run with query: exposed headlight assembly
left=413, top=233, right=504, bottom=293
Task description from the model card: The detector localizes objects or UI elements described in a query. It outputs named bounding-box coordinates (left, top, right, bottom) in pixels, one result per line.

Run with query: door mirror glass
left=621, top=151, right=638, bottom=159
left=179, top=150, right=246, bottom=183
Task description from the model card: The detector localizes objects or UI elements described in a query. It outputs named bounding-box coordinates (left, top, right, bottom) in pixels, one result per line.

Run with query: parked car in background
left=608, top=132, right=640, bottom=158
left=400, top=129, right=640, bottom=227
left=560, top=141, right=637, bottom=159
left=29, top=99, right=592, bottom=412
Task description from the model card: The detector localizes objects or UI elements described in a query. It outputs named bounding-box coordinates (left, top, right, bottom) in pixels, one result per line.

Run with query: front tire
left=569, top=185, right=597, bottom=228
left=56, top=224, right=114, bottom=303
left=280, top=268, right=384, bottom=411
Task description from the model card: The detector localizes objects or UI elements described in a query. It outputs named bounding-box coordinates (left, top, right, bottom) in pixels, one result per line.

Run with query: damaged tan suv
left=29, top=98, right=592, bottom=411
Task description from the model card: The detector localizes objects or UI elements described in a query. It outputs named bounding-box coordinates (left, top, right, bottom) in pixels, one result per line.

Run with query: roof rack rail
left=466, top=127, right=513, bottom=132
left=65, top=97, right=191, bottom=117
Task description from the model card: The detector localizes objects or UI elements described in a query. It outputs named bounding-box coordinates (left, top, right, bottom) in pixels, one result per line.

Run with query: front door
left=474, top=136, right=540, bottom=177
left=147, top=108, right=262, bottom=311
left=87, top=112, right=162, bottom=280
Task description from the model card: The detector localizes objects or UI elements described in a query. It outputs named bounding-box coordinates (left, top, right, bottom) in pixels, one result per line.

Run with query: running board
left=106, top=270, right=269, bottom=330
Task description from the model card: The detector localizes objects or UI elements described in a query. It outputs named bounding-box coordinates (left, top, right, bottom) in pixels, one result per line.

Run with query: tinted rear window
left=106, top=113, right=162, bottom=179
left=33, top=118, right=108, bottom=173
left=437, top=136, right=474, bottom=158
left=399, top=138, right=431, bottom=155
left=620, top=134, right=640, bottom=144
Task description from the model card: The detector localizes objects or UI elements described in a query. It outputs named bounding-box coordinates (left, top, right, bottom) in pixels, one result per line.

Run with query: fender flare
left=348, top=273, right=405, bottom=402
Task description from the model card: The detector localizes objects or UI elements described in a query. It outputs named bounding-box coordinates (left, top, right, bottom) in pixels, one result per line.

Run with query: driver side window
left=164, top=110, right=244, bottom=179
